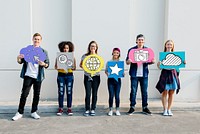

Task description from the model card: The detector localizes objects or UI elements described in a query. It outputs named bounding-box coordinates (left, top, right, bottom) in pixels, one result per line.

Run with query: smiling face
left=164, top=40, right=174, bottom=52
left=89, top=42, right=97, bottom=54
left=112, top=50, right=120, bottom=60
left=33, top=36, right=42, bottom=47
left=136, top=37, right=145, bottom=48
left=63, top=45, right=69, bottom=52
left=86, top=41, right=98, bottom=55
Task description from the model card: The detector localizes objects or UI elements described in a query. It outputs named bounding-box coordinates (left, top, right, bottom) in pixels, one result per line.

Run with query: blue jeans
left=57, top=73, right=74, bottom=108
left=130, top=77, right=148, bottom=108
left=84, top=75, right=100, bottom=111
left=107, top=78, right=121, bottom=108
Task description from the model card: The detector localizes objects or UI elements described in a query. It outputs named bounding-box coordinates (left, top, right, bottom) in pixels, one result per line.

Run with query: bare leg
left=167, top=90, right=175, bottom=110
left=161, top=90, right=168, bottom=110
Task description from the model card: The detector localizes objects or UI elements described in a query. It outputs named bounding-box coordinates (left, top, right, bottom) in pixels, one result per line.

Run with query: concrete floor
left=0, top=100, right=200, bottom=134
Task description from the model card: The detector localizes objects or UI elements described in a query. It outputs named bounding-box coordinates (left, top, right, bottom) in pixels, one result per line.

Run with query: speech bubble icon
left=56, top=52, right=74, bottom=72
left=128, top=48, right=154, bottom=66
left=20, top=45, right=46, bottom=64
left=107, top=61, right=124, bottom=81
left=159, top=51, right=185, bottom=70
left=82, top=54, right=104, bottom=77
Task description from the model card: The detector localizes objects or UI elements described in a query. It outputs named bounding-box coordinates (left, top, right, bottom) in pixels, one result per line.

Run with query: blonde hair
left=164, top=40, right=174, bottom=52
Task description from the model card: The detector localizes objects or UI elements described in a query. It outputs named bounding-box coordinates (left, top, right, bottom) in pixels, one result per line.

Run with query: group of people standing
left=12, top=33, right=183, bottom=121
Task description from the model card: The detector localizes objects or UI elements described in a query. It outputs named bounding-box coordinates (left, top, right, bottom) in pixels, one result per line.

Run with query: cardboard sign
left=56, top=52, right=74, bottom=71
left=107, top=61, right=124, bottom=81
left=82, top=54, right=104, bottom=76
left=128, top=48, right=154, bottom=66
left=20, top=45, right=46, bottom=64
left=159, top=51, right=185, bottom=70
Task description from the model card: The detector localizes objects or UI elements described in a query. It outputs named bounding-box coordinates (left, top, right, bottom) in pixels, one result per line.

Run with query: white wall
left=166, top=0, right=200, bottom=101
left=0, top=0, right=32, bottom=69
left=0, top=0, right=32, bottom=101
left=0, top=0, right=200, bottom=103
left=72, top=0, right=131, bottom=64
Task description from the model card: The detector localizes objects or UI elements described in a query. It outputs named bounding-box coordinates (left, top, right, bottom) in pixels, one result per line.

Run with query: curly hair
left=58, top=41, right=74, bottom=52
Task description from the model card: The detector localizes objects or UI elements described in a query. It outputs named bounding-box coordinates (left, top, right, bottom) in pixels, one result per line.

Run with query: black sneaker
left=127, top=107, right=135, bottom=115
left=143, top=107, right=152, bottom=115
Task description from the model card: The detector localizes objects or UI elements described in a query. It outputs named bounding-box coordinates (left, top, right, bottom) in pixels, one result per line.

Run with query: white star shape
left=109, top=64, right=122, bottom=75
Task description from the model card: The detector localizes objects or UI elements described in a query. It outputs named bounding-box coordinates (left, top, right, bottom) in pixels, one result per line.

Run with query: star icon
left=109, top=64, right=123, bottom=75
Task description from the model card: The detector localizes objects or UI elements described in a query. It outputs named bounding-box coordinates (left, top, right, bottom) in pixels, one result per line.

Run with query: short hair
left=58, top=41, right=74, bottom=52
left=136, top=34, right=145, bottom=40
left=33, top=33, right=42, bottom=39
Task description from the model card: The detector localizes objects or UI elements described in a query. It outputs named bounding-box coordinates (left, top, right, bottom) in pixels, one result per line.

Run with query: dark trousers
left=18, top=76, right=42, bottom=114
left=107, top=78, right=121, bottom=108
left=84, top=75, right=100, bottom=111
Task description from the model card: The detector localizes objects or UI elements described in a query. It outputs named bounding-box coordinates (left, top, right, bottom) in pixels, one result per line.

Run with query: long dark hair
left=85, top=41, right=98, bottom=56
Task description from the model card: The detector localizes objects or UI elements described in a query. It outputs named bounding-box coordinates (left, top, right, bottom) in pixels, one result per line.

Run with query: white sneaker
left=163, top=110, right=168, bottom=116
left=108, top=110, right=113, bottom=116
left=116, top=110, right=121, bottom=116
left=12, top=112, right=23, bottom=121
left=168, top=110, right=173, bottom=116
left=90, top=110, right=95, bottom=116
left=31, top=112, right=40, bottom=119
left=84, top=110, right=90, bottom=116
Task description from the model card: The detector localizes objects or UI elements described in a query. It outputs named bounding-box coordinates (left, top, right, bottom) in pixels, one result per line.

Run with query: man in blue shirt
left=126, top=34, right=155, bottom=115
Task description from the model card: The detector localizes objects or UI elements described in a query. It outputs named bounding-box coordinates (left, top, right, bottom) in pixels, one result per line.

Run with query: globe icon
left=85, top=56, right=101, bottom=71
